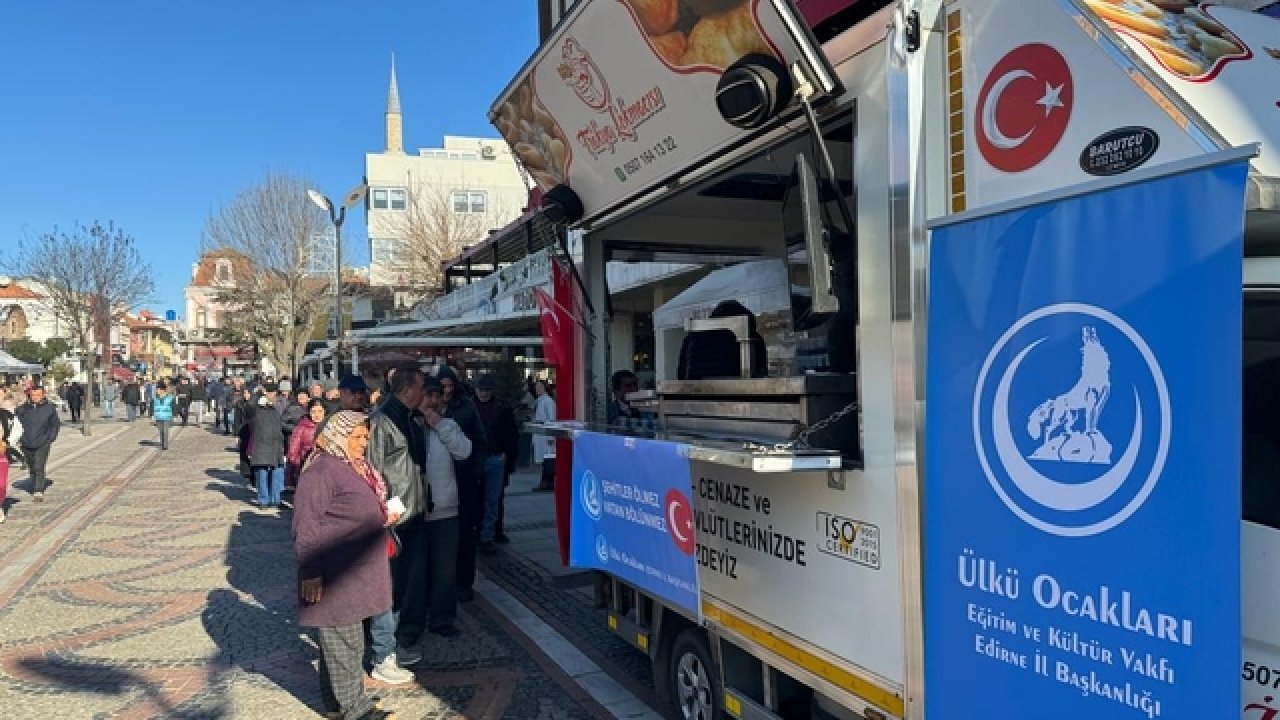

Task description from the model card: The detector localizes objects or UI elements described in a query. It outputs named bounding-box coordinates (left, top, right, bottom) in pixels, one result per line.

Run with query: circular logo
left=975, top=43, right=1074, bottom=173
left=665, top=488, right=696, bottom=556
left=595, top=534, right=610, bottom=564
left=972, top=303, right=1170, bottom=537
left=580, top=470, right=602, bottom=521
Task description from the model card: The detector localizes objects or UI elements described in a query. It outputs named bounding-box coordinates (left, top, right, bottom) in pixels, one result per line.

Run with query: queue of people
left=284, top=363, right=529, bottom=720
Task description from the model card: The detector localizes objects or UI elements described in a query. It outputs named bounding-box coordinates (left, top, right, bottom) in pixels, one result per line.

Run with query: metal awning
left=349, top=309, right=541, bottom=342
left=0, top=349, right=43, bottom=374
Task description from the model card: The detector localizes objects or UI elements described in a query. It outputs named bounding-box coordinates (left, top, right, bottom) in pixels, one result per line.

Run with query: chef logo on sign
left=973, top=303, right=1170, bottom=537
left=975, top=43, right=1074, bottom=172
left=559, top=37, right=611, bottom=111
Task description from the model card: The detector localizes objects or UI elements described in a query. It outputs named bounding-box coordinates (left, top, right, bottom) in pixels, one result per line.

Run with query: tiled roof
left=0, top=280, right=42, bottom=300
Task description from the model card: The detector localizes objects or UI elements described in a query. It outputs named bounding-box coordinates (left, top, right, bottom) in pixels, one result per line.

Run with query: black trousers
left=24, top=444, right=51, bottom=494
left=177, top=400, right=190, bottom=426
left=69, top=403, right=81, bottom=422
left=456, top=477, right=483, bottom=592
left=391, top=515, right=430, bottom=647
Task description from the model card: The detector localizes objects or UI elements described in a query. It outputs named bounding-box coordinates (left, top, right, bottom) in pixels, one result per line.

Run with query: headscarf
left=307, top=410, right=387, bottom=515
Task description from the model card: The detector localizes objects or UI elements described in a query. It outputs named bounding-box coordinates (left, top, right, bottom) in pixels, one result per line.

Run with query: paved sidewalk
left=0, top=423, right=616, bottom=719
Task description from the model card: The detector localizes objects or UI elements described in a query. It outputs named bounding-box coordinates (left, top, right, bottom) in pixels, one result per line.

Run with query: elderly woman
left=293, top=411, right=398, bottom=720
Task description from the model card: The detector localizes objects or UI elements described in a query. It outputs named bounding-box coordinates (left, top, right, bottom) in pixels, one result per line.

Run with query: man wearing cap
left=367, top=365, right=431, bottom=665
left=473, top=375, right=519, bottom=553
left=338, top=374, right=370, bottom=412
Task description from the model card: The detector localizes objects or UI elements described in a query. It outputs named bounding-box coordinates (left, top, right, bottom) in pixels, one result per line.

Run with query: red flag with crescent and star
left=536, top=258, right=579, bottom=564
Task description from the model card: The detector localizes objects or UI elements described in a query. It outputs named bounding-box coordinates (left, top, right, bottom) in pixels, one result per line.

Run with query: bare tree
left=391, top=176, right=517, bottom=298
left=202, top=172, right=333, bottom=378
left=8, top=222, right=153, bottom=436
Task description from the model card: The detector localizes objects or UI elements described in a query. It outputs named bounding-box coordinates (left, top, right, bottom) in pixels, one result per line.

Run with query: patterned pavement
left=0, top=419, right=616, bottom=719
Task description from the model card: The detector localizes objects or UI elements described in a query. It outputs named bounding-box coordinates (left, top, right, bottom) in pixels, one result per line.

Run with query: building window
left=214, top=259, right=233, bottom=285
left=372, top=187, right=407, bottom=210
left=451, top=190, right=488, bottom=214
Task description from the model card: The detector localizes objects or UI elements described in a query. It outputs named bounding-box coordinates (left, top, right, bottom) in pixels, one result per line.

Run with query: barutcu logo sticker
left=973, top=303, right=1171, bottom=537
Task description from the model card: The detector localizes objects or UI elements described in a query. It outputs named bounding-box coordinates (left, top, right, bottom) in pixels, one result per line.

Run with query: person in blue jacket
left=151, top=382, right=176, bottom=451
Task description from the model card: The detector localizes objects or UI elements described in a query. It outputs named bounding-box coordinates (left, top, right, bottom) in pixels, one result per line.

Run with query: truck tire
left=659, top=628, right=721, bottom=720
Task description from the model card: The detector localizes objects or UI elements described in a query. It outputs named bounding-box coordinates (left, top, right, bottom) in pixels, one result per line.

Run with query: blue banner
left=925, top=160, right=1247, bottom=718
left=570, top=432, right=700, bottom=617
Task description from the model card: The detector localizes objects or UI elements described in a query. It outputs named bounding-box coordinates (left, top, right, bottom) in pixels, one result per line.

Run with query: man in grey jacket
left=367, top=366, right=429, bottom=663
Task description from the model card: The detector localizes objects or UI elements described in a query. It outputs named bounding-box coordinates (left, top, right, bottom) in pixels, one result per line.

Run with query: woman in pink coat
left=286, top=400, right=325, bottom=489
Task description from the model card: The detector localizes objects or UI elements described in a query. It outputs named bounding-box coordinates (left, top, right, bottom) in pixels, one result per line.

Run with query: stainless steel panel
left=658, top=374, right=856, bottom=397
left=660, top=400, right=804, bottom=423
left=664, top=414, right=800, bottom=442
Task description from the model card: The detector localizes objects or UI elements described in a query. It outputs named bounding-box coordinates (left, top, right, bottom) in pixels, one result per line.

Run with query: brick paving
left=0, top=420, right=621, bottom=719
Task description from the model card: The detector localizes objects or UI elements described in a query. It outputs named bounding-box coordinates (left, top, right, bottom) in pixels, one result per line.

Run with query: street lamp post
left=307, top=184, right=367, bottom=378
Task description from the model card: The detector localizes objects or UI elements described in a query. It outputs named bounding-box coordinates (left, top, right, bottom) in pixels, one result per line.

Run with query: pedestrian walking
left=16, top=385, right=60, bottom=502
left=435, top=366, right=487, bottom=604
left=293, top=411, right=400, bottom=720
left=66, top=382, right=84, bottom=424
left=143, top=379, right=155, bottom=417
left=416, top=375, right=472, bottom=635
left=189, top=377, right=207, bottom=425
left=531, top=380, right=556, bottom=492
left=123, top=379, right=141, bottom=422
left=209, top=377, right=228, bottom=432
left=175, top=378, right=192, bottom=427
left=473, top=375, right=519, bottom=552
left=152, top=383, right=176, bottom=451
left=0, top=394, right=19, bottom=523
left=102, top=380, right=119, bottom=419
left=249, top=383, right=286, bottom=510
left=367, top=367, right=430, bottom=664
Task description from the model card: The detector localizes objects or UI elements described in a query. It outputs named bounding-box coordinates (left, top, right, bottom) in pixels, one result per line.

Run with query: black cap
left=262, top=382, right=278, bottom=393
left=475, top=375, right=496, bottom=391
left=338, top=374, right=369, bottom=391
left=423, top=376, right=444, bottom=393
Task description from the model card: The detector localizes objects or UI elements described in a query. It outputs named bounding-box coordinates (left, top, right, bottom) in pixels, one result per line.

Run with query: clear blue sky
left=0, top=0, right=538, bottom=318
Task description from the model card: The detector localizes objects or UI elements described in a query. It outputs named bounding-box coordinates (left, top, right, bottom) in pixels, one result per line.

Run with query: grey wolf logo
left=1025, top=327, right=1113, bottom=464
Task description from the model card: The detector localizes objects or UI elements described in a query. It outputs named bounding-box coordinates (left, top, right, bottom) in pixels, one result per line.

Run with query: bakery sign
left=490, top=0, right=836, bottom=225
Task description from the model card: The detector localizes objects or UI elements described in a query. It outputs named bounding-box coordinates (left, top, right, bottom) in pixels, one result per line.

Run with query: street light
left=308, top=183, right=367, bottom=374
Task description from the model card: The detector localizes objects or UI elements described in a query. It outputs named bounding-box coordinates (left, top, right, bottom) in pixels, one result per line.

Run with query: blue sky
left=0, top=0, right=538, bottom=317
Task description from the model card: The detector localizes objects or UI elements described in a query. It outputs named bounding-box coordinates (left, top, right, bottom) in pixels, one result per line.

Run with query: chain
left=740, top=400, right=860, bottom=454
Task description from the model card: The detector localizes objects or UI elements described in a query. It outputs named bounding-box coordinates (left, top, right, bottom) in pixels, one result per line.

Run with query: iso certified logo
left=580, top=470, right=603, bottom=521
left=973, top=303, right=1170, bottom=537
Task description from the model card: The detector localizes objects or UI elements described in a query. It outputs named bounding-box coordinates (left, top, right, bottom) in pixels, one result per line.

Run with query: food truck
left=489, top=0, right=1280, bottom=717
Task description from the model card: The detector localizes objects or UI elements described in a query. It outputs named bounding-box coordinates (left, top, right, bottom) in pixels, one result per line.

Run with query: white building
left=365, top=59, right=529, bottom=289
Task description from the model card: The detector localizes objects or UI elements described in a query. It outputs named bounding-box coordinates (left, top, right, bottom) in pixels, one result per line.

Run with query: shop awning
left=0, top=349, right=43, bottom=374
left=652, top=259, right=790, bottom=331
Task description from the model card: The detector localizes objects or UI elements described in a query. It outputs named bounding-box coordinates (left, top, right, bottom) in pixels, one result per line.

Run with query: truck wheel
left=663, top=629, right=721, bottom=720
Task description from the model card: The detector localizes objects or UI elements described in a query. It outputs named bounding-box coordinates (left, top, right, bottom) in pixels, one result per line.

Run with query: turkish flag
left=537, top=259, right=579, bottom=565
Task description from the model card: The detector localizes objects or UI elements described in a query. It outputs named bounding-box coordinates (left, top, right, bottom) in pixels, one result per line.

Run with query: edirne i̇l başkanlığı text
left=959, top=548, right=1189, bottom=719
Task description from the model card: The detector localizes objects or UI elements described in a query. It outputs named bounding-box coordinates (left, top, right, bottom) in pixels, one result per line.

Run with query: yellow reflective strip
left=638, top=633, right=649, bottom=651
left=703, top=603, right=905, bottom=718
left=724, top=692, right=743, bottom=718
left=608, top=615, right=618, bottom=630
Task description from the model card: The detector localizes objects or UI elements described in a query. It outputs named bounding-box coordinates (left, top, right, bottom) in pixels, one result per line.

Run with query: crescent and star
left=982, top=69, right=1067, bottom=150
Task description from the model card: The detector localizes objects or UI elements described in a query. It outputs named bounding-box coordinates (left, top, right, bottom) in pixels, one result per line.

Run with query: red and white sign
left=975, top=43, right=1074, bottom=173
left=958, top=0, right=1211, bottom=208
left=665, top=488, right=696, bottom=555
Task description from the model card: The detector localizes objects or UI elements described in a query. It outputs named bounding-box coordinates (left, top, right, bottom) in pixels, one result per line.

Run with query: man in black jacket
left=122, top=380, right=142, bottom=422
left=16, top=386, right=60, bottom=502
left=437, top=365, right=488, bottom=602
left=66, top=382, right=84, bottom=424
left=367, top=367, right=429, bottom=662
left=474, top=374, right=518, bottom=553
left=175, top=378, right=192, bottom=427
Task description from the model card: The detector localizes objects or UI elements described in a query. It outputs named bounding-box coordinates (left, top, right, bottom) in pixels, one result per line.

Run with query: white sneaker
left=371, top=653, right=414, bottom=684
left=394, top=644, right=421, bottom=666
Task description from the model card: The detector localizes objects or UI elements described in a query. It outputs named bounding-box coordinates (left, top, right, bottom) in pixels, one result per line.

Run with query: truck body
left=489, top=1, right=1280, bottom=717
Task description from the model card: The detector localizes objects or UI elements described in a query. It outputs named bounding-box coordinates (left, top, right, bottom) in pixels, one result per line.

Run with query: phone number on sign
left=614, top=136, right=678, bottom=181
left=1244, top=660, right=1280, bottom=688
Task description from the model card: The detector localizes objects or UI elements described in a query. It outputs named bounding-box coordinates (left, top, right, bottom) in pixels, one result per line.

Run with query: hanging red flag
left=539, top=257, right=579, bottom=566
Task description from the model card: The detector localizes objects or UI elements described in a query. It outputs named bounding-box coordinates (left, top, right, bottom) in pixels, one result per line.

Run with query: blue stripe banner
left=924, top=158, right=1248, bottom=718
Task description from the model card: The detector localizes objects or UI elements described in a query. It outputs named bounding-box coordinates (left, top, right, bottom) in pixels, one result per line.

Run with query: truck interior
left=588, top=111, right=861, bottom=465
left=1243, top=186, right=1280, bottom=534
